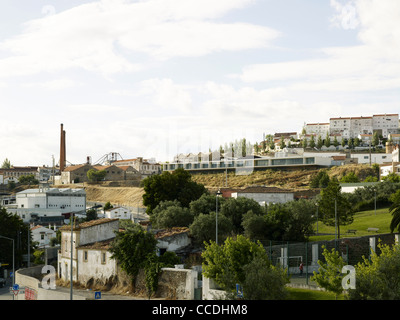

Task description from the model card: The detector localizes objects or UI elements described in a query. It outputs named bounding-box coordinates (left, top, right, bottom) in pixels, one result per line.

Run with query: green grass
left=309, top=207, right=392, bottom=241
left=286, top=287, right=345, bottom=300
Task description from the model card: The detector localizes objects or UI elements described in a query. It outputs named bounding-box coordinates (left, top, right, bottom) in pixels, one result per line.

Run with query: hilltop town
left=1, top=113, right=400, bottom=301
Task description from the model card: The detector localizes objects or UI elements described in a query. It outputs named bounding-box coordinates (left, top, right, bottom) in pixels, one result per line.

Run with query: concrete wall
left=15, top=266, right=86, bottom=300
left=202, top=276, right=227, bottom=300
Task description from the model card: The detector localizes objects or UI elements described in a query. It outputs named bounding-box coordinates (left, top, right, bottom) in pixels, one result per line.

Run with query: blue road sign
left=94, top=291, right=101, bottom=300
left=12, top=284, right=19, bottom=291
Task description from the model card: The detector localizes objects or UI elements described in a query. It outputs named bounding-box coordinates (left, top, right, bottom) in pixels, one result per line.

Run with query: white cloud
left=237, top=0, right=400, bottom=96
left=22, top=78, right=82, bottom=90
left=0, top=0, right=279, bottom=77
left=330, top=0, right=360, bottom=30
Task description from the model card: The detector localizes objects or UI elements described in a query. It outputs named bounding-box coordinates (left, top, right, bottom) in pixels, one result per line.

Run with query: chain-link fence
left=259, top=232, right=399, bottom=287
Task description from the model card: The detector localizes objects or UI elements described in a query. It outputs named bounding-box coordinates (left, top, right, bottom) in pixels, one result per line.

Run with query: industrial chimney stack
left=60, top=123, right=66, bottom=172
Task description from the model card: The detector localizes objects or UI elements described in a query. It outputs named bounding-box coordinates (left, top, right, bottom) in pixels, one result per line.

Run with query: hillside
left=85, top=185, right=145, bottom=207
left=8, top=164, right=375, bottom=207
left=190, top=164, right=377, bottom=190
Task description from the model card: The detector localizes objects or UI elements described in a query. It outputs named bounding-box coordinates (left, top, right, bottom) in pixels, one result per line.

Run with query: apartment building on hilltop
left=303, top=114, right=399, bottom=141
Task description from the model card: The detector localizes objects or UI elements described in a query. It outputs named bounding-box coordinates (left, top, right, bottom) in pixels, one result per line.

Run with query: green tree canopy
left=318, top=179, right=354, bottom=238
left=311, top=246, right=346, bottom=299
left=202, top=235, right=289, bottom=299
left=87, top=169, right=107, bottom=182
left=0, top=206, right=31, bottom=267
left=1, top=158, right=11, bottom=169
left=189, top=211, right=233, bottom=245
left=142, top=168, right=207, bottom=214
left=109, top=224, right=158, bottom=281
left=348, top=243, right=400, bottom=300
left=150, top=201, right=194, bottom=228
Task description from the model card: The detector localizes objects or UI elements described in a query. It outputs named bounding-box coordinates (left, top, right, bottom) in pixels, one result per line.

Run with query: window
left=84, top=251, right=88, bottom=262
left=101, top=252, right=106, bottom=264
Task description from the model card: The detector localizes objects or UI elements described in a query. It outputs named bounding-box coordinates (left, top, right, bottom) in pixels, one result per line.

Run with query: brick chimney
left=60, top=123, right=66, bottom=172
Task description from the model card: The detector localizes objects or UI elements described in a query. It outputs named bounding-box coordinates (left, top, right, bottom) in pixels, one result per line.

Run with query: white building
left=31, top=225, right=56, bottom=247
left=104, top=206, right=131, bottom=220
left=58, top=218, right=119, bottom=283
left=11, top=187, right=86, bottom=223
left=303, top=123, right=330, bottom=138
left=231, top=186, right=294, bottom=205
left=373, top=114, right=399, bottom=138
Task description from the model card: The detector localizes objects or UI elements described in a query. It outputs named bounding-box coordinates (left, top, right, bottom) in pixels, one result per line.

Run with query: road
left=0, top=283, right=13, bottom=301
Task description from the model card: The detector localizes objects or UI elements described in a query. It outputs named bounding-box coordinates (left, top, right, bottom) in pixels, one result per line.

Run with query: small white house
left=231, top=186, right=294, bottom=205
left=104, top=206, right=131, bottom=220
left=30, top=225, right=56, bottom=247
left=154, top=227, right=191, bottom=255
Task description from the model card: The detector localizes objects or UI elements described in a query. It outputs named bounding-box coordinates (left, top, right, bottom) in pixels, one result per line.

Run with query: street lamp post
left=315, top=202, right=319, bottom=235
left=216, top=189, right=222, bottom=245
left=70, top=212, right=74, bottom=300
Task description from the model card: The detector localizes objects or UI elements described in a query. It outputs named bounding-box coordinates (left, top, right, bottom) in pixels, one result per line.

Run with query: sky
left=0, top=0, right=399, bottom=166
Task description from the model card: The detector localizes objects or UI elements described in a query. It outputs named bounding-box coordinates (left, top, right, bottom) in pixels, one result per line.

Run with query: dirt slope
left=85, top=185, right=145, bottom=206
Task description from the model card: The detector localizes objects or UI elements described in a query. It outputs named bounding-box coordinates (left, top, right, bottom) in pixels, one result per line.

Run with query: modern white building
left=10, top=186, right=86, bottom=223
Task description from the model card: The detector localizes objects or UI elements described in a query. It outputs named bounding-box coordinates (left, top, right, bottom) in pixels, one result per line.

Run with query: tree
left=340, top=172, right=360, bottom=183
left=309, top=135, right=316, bottom=149
left=150, top=201, right=194, bottom=228
left=19, top=174, right=39, bottom=185
left=310, top=170, right=330, bottom=188
left=318, top=179, right=353, bottom=239
left=382, top=173, right=400, bottom=183
left=220, top=197, right=263, bottom=234
left=142, top=168, right=207, bottom=214
left=279, top=139, right=286, bottom=150
left=348, top=243, right=400, bottom=300
left=354, top=137, right=360, bottom=148
left=109, top=224, right=158, bottom=281
left=372, top=132, right=379, bottom=146
left=311, top=246, right=346, bottom=299
left=389, top=190, right=400, bottom=232
left=1, top=158, right=11, bottom=169
left=85, top=208, right=98, bottom=221
left=104, top=201, right=113, bottom=210
left=317, top=135, right=323, bottom=149
left=333, top=136, right=339, bottom=147
left=87, top=169, right=107, bottom=182
left=202, top=235, right=267, bottom=290
left=189, top=193, right=225, bottom=217
left=0, top=206, right=31, bottom=268
left=202, top=235, right=289, bottom=299
left=242, top=255, right=289, bottom=300
left=189, top=212, right=233, bottom=245
left=302, top=138, right=308, bottom=149
left=324, top=132, right=331, bottom=148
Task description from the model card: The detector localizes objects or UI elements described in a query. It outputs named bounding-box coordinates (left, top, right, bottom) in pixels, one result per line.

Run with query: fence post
left=305, top=241, right=308, bottom=285
left=287, top=241, right=289, bottom=276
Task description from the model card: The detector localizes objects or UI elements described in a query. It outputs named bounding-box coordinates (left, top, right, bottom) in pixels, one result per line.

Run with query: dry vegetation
left=190, top=164, right=377, bottom=191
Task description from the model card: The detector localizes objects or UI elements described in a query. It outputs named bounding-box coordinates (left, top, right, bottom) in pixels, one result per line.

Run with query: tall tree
left=389, top=190, right=400, bottom=232
left=142, top=168, right=207, bottom=214
left=318, top=179, right=354, bottom=239
left=109, top=224, right=157, bottom=281
left=1, top=158, right=11, bottom=169
left=0, top=206, right=30, bottom=268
